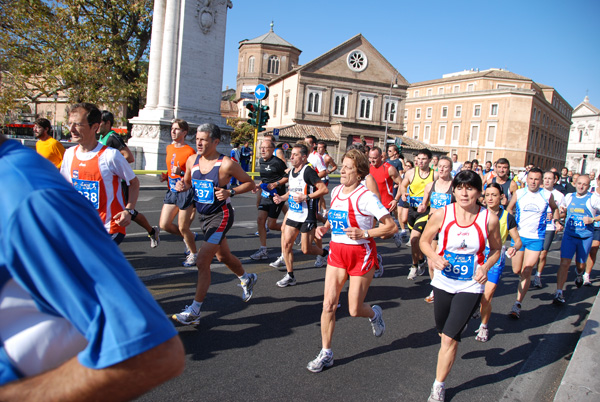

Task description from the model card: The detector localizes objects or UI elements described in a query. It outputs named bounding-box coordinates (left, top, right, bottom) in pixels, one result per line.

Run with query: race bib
left=289, top=195, right=302, bottom=213
left=328, top=210, right=349, bottom=235
left=408, top=196, right=423, bottom=208
left=442, top=251, right=476, bottom=281
left=192, top=179, right=214, bottom=204
left=261, top=183, right=276, bottom=199
left=169, top=177, right=181, bottom=192
left=73, top=178, right=100, bottom=209
left=567, top=215, right=585, bottom=232
left=431, top=192, right=452, bottom=209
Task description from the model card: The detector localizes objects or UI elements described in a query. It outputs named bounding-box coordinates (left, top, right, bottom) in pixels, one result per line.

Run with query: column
left=157, top=0, right=181, bottom=111
left=144, top=0, right=166, bottom=110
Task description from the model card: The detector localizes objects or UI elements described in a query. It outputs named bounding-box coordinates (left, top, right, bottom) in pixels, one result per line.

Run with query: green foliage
left=228, top=118, right=255, bottom=145
left=0, top=0, right=152, bottom=120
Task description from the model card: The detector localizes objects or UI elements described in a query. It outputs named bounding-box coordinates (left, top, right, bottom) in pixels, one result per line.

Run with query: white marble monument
left=129, top=0, right=232, bottom=170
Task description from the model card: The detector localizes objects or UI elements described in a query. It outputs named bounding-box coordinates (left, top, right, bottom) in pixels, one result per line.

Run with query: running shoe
left=149, top=226, right=160, bottom=248
left=239, top=273, right=257, bottom=302
left=532, top=275, right=542, bottom=289
left=254, top=227, right=270, bottom=236
left=575, top=274, right=584, bottom=288
left=393, top=232, right=403, bottom=248
left=373, top=254, right=384, bottom=278
left=471, top=308, right=481, bottom=320
left=417, top=259, right=427, bottom=276
left=509, top=302, right=521, bottom=319
left=269, top=255, right=286, bottom=270
left=583, top=273, right=592, bottom=286
left=553, top=291, right=565, bottom=305
left=407, top=265, right=418, bottom=280
left=172, top=305, right=201, bottom=325
left=475, top=325, right=489, bottom=342
left=370, top=305, right=385, bottom=337
left=424, top=290, right=434, bottom=304
left=399, top=229, right=410, bottom=245
left=306, top=349, right=334, bottom=373
left=314, top=255, right=326, bottom=268
left=294, top=234, right=301, bottom=246
left=428, top=382, right=445, bottom=402
left=184, top=232, right=199, bottom=256
left=250, top=248, right=269, bottom=260
left=182, top=252, right=197, bottom=267
left=277, top=273, right=297, bottom=287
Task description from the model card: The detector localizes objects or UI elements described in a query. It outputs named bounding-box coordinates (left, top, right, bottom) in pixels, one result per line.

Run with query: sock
left=433, top=380, right=445, bottom=388
left=515, top=300, right=521, bottom=306
left=419, top=259, right=425, bottom=265
left=191, top=300, right=202, bottom=313
left=238, top=272, right=249, bottom=282
left=149, top=228, right=155, bottom=236
left=259, top=246, right=267, bottom=251
left=322, top=248, right=328, bottom=257
left=288, top=271, right=294, bottom=278
left=556, top=289, right=563, bottom=296
left=480, top=323, right=488, bottom=329
left=322, top=348, right=332, bottom=355
left=536, top=272, right=541, bottom=277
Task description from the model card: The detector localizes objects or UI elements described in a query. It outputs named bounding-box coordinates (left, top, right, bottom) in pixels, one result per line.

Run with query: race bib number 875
left=328, top=210, right=349, bottom=235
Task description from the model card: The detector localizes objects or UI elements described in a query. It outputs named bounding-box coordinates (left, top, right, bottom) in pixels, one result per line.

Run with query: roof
left=388, top=135, right=447, bottom=153
left=412, top=68, right=532, bottom=87
left=575, top=96, right=600, bottom=115
left=220, top=100, right=238, bottom=116
left=262, top=124, right=338, bottom=142
left=239, top=22, right=300, bottom=51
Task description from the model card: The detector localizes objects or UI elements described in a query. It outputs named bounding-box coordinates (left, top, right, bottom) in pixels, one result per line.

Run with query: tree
left=0, top=0, right=152, bottom=122
left=228, top=118, right=256, bottom=146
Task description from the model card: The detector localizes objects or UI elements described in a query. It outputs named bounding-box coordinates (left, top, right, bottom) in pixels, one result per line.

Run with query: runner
left=553, top=175, right=600, bottom=305
left=273, top=143, right=329, bottom=286
left=400, top=149, right=438, bottom=279
left=475, top=183, right=521, bottom=342
left=159, top=119, right=198, bottom=266
left=420, top=170, right=501, bottom=402
left=171, top=123, right=257, bottom=325
left=60, top=103, right=138, bottom=245
left=484, top=158, right=517, bottom=208
left=305, top=135, right=328, bottom=226
left=33, top=117, right=65, bottom=168
left=420, top=156, right=454, bottom=303
left=317, top=140, right=338, bottom=216
left=250, top=138, right=288, bottom=261
left=386, top=144, right=409, bottom=244
left=584, top=174, right=600, bottom=285
left=530, top=171, right=565, bottom=288
left=506, top=167, right=560, bottom=318
left=306, top=149, right=397, bottom=373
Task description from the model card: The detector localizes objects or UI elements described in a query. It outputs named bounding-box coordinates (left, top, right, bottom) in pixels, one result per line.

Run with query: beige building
left=236, top=27, right=412, bottom=162
left=567, top=96, right=600, bottom=175
left=403, top=68, right=572, bottom=169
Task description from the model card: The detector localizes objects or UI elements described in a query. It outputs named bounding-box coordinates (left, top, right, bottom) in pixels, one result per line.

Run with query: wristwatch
left=126, top=208, right=138, bottom=219
left=363, top=230, right=370, bottom=239
left=230, top=188, right=236, bottom=197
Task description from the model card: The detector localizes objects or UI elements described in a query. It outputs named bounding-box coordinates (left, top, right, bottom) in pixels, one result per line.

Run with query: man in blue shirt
left=0, top=134, right=184, bottom=400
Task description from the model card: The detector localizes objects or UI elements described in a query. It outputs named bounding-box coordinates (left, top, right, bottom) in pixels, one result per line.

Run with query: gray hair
left=197, top=123, right=220, bottom=140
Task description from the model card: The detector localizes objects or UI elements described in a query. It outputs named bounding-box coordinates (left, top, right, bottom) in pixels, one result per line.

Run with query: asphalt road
left=119, top=177, right=598, bottom=402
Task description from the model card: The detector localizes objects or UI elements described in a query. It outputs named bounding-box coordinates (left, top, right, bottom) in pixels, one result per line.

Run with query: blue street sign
left=255, top=84, right=269, bottom=100
left=273, top=128, right=280, bottom=141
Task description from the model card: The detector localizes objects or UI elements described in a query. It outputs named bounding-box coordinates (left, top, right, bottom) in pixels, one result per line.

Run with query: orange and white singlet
left=432, top=204, right=490, bottom=294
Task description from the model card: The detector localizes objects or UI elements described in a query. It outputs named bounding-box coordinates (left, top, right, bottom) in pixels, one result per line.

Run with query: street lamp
left=384, top=73, right=400, bottom=147
left=53, top=92, right=58, bottom=138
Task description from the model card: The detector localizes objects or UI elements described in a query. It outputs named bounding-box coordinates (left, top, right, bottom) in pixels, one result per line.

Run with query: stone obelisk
left=129, top=0, right=233, bottom=170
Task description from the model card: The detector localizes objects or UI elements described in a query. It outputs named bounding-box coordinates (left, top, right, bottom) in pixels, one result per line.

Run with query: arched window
left=267, top=56, right=280, bottom=75
left=248, top=56, right=255, bottom=73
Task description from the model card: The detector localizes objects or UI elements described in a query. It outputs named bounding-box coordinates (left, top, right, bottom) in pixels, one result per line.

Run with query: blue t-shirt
left=0, top=140, right=176, bottom=384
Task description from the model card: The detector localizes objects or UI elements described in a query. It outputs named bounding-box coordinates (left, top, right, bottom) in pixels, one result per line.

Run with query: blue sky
left=222, top=0, right=600, bottom=109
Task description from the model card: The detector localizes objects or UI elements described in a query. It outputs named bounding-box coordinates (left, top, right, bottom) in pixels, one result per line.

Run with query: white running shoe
left=314, top=248, right=328, bottom=268
left=417, top=259, right=427, bottom=276
left=428, top=382, right=445, bottom=402
left=393, top=232, right=403, bottom=248
left=277, top=273, right=297, bottom=287
left=149, top=226, right=160, bottom=248
left=509, top=301, right=521, bottom=319
left=239, top=273, right=257, bottom=302
left=532, top=275, right=542, bottom=289
left=270, top=255, right=286, bottom=270
left=172, top=305, right=201, bottom=325
left=250, top=248, right=269, bottom=260
left=182, top=252, right=197, bottom=267
left=424, top=290, right=434, bottom=304
left=306, top=349, right=333, bottom=373
left=475, top=325, right=489, bottom=342
left=399, top=229, right=410, bottom=245
left=407, top=266, right=418, bottom=280
left=583, top=273, right=592, bottom=286
left=373, top=254, right=384, bottom=278
left=370, top=305, right=385, bottom=337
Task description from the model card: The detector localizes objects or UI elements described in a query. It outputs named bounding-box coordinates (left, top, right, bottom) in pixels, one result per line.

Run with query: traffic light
left=258, top=105, right=270, bottom=132
left=596, top=148, right=600, bottom=158
left=246, top=102, right=258, bottom=127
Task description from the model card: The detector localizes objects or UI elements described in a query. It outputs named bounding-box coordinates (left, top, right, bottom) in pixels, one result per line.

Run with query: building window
left=453, top=85, right=460, bottom=93
left=484, top=151, right=493, bottom=164
left=414, top=90, right=420, bottom=97
left=413, top=125, right=420, bottom=140
left=490, top=103, right=499, bottom=116
left=455, top=105, right=462, bottom=118
left=441, top=106, right=448, bottom=118
left=426, top=107, right=432, bottom=119
left=473, top=104, right=481, bottom=117
left=467, top=83, right=474, bottom=92
left=332, top=90, right=349, bottom=117
left=532, top=107, right=537, bottom=121
left=358, top=94, right=374, bottom=120
left=383, top=97, right=398, bottom=122
left=469, top=150, right=477, bottom=160
left=438, top=125, right=446, bottom=144
left=427, top=88, right=433, bottom=96
left=580, top=130, right=583, bottom=142
left=347, top=49, right=368, bottom=72
left=438, top=87, right=445, bottom=95
left=248, top=56, right=255, bottom=73
left=470, top=125, right=479, bottom=143
left=415, top=108, right=421, bottom=119
left=306, top=88, right=322, bottom=114
left=451, top=125, right=460, bottom=143
left=486, top=125, right=496, bottom=143
left=424, top=125, right=431, bottom=142
left=284, top=93, right=290, bottom=115
left=273, top=95, right=278, bottom=118
left=267, top=56, right=280, bottom=74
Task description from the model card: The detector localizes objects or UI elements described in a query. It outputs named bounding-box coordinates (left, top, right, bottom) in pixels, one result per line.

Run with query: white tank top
left=432, top=204, right=489, bottom=294
left=515, top=187, right=551, bottom=239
